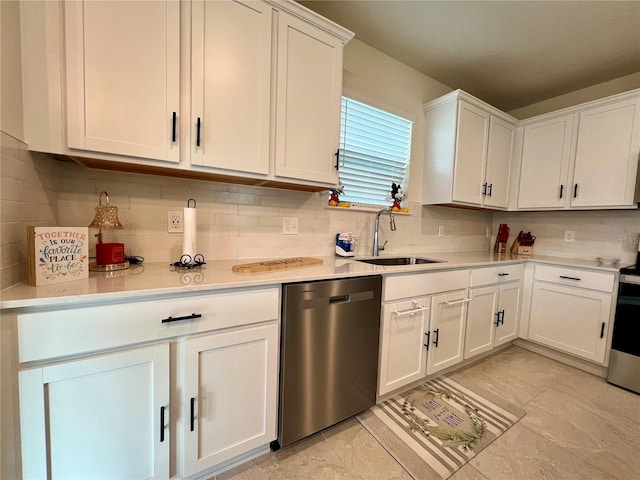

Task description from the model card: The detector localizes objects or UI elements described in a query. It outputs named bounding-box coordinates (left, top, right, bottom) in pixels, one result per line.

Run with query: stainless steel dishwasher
left=274, top=275, right=382, bottom=448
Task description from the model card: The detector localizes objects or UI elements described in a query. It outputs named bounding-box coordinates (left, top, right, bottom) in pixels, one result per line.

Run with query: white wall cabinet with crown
left=464, top=264, right=523, bottom=359
left=378, top=269, right=470, bottom=396
left=15, top=287, right=280, bottom=480
left=515, top=89, right=640, bottom=210
left=422, top=90, right=517, bottom=210
left=20, top=0, right=353, bottom=191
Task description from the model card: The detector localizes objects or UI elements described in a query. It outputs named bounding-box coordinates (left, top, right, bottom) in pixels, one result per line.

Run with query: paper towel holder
left=170, top=198, right=206, bottom=269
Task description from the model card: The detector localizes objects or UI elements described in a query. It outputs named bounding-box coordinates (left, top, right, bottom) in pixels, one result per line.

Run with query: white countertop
left=0, top=251, right=621, bottom=310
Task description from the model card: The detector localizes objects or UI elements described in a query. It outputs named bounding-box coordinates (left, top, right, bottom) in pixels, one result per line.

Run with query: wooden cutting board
left=232, top=257, right=323, bottom=273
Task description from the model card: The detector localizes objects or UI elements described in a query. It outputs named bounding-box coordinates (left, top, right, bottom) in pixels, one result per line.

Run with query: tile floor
left=217, top=346, right=640, bottom=480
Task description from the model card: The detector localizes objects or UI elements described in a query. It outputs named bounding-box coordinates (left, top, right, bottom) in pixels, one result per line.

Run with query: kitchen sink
left=356, top=257, right=445, bottom=266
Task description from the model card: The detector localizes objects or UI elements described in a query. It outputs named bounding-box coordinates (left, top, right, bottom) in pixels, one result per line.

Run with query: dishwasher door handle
left=329, top=294, right=351, bottom=304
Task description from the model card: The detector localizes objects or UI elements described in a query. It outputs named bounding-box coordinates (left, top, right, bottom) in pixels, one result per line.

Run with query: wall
left=509, top=72, right=640, bottom=119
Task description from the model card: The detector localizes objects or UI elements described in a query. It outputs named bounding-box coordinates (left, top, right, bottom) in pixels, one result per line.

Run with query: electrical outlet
left=282, top=216, right=299, bottom=235
left=564, top=230, right=575, bottom=242
left=168, top=211, right=184, bottom=233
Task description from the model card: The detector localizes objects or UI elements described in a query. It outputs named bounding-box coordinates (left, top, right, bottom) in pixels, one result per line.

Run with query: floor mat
left=357, top=375, right=525, bottom=479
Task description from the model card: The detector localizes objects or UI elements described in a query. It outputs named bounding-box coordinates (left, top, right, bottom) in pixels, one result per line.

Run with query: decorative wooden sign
left=27, top=227, right=89, bottom=286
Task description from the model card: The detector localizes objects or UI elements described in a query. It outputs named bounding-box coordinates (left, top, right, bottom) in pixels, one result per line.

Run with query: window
left=337, top=97, right=413, bottom=207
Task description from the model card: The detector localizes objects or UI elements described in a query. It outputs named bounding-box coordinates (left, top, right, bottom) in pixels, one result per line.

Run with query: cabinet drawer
left=18, top=287, right=280, bottom=363
left=534, top=264, right=614, bottom=293
left=470, top=264, right=524, bottom=287
left=384, top=269, right=470, bottom=301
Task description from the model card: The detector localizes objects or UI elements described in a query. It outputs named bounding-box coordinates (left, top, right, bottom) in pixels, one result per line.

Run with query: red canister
left=96, top=243, right=125, bottom=265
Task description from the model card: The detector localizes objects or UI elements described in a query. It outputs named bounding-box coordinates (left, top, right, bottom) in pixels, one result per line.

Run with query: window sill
left=325, top=203, right=412, bottom=215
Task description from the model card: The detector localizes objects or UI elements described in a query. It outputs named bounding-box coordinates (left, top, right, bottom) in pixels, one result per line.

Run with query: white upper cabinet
left=21, top=0, right=353, bottom=190
left=65, top=1, right=180, bottom=162
left=190, top=0, right=272, bottom=175
left=517, top=114, right=574, bottom=208
left=422, top=90, right=517, bottom=210
left=571, top=96, right=640, bottom=207
left=516, top=90, right=640, bottom=210
left=273, top=9, right=344, bottom=185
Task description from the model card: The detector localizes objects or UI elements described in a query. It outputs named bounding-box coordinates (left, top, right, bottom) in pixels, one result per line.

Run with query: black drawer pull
left=161, top=313, right=202, bottom=324
left=160, top=406, right=166, bottom=442
left=190, top=397, right=195, bottom=432
left=559, top=275, right=581, bottom=281
left=498, top=273, right=510, bottom=277
left=600, top=322, right=605, bottom=339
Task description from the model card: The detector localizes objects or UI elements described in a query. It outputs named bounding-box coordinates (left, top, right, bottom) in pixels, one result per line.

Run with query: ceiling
left=299, top=1, right=640, bottom=112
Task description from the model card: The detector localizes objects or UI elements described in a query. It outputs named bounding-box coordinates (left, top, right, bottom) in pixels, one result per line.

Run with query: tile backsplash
left=2, top=132, right=639, bottom=290
left=1, top=133, right=493, bottom=288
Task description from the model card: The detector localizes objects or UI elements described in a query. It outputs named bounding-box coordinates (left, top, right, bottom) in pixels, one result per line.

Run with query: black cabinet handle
left=487, top=183, right=493, bottom=197
left=559, top=184, right=564, bottom=199
left=424, top=331, right=430, bottom=350
left=573, top=184, right=578, bottom=198
left=498, top=273, right=510, bottom=277
left=500, top=310, right=505, bottom=325
left=160, top=406, right=166, bottom=443
left=600, top=322, right=605, bottom=339
left=495, top=311, right=501, bottom=326
left=161, top=313, right=202, bottom=324
left=559, top=275, right=581, bottom=281
left=171, top=112, right=177, bottom=143
left=433, top=328, right=439, bottom=348
left=334, top=149, right=340, bottom=170
left=196, top=117, right=201, bottom=147
left=482, top=183, right=487, bottom=196
left=190, top=397, right=195, bottom=432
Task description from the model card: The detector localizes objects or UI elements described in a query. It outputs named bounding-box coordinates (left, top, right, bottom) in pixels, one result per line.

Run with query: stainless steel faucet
left=373, top=208, right=396, bottom=256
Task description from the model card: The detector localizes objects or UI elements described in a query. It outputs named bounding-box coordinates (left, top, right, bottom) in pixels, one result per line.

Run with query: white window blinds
left=338, top=97, right=413, bottom=206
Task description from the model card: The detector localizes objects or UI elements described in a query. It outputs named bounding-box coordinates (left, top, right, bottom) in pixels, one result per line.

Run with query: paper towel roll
left=182, top=206, right=197, bottom=259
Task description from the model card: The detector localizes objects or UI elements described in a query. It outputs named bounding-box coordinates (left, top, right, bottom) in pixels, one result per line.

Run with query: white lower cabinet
left=378, top=297, right=430, bottom=396
left=527, top=264, right=614, bottom=364
left=182, top=323, right=279, bottom=476
left=529, top=282, right=611, bottom=363
left=19, top=344, right=170, bottom=479
left=465, top=282, right=521, bottom=359
left=427, top=290, right=469, bottom=374
left=378, top=270, right=470, bottom=396
left=17, top=287, right=280, bottom=480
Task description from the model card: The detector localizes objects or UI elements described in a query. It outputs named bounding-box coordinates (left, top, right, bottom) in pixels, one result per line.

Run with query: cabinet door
left=427, top=289, right=469, bottom=375
left=528, top=282, right=611, bottom=363
left=65, top=1, right=180, bottom=162
left=183, top=323, right=278, bottom=477
left=452, top=101, right=489, bottom=205
left=378, top=298, right=430, bottom=396
left=484, top=117, right=515, bottom=208
left=494, top=282, right=521, bottom=346
left=517, top=115, right=574, bottom=208
left=274, top=11, right=342, bottom=185
left=571, top=97, right=640, bottom=207
left=191, top=0, right=272, bottom=174
left=19, top=344, right=170, bottom=479
left=464, top=286, right=498, bottom=359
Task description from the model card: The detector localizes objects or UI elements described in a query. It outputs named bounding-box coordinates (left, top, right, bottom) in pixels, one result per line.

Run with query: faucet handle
left=379, top=240, right=388, bottom=251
